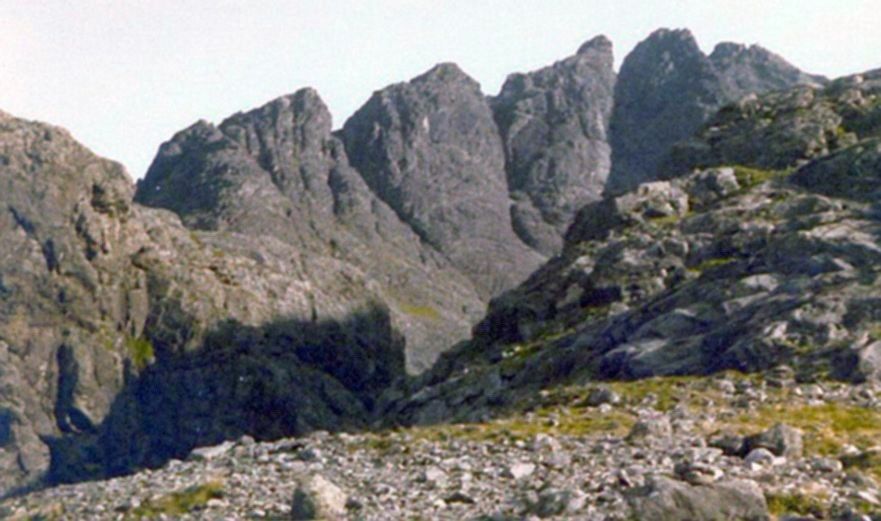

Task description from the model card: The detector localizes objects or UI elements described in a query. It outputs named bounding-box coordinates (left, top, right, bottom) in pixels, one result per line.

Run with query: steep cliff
left=0, top=111, right=409, bottom=492
left=607, top=28, right=823, bottom=195
left=390, top=72, right=881, bottom=427
left=491, top=36, right=616, bottom=255
left=136, top=89, right=484, bottom=374
left=341, top=64, right=545, bottom=298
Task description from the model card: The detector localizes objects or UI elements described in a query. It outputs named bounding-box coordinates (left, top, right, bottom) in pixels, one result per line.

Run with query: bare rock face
left=389, top=73, right=881, bottom=424
left=341, top=64, right=545, bottom=298
left=0, top=111, right=410, bottom=493
left=136, top=89, right=484, bottom=374
left=0, top=111, right=140, bottom=493
left=607, top=28, right=823, bottom=195
left=491, top=36, right=616, bottom=255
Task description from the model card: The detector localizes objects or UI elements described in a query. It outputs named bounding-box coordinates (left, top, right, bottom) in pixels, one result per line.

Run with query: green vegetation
left=500, top=324, right=577, bottom=367
left=766, top=491, right=828, bottom=517
left=125, top=335, right=155, bottom=370
left=401, top=406, right=635, bottom=445
left=647, top=214, right=682, bottom=228
left=128, top=481, right=224, bottom=519
left=869, top=323, right=881, bottom=342
left=841, top=448, right=881, bottom=482
left=714, top=401, right=881, bottom=458
left=188, top=230, right=205, bottom=247
left=399, top=303, right=442, bottom=321
left=731, top=165, right=782, bottom=189
left=688, top=257, right=736, bottom=274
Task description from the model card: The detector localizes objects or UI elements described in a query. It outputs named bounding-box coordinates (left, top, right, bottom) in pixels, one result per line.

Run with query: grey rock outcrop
left=491, top=35, right=616, bottom=255
left=608, top=28, right=823, bottom=194
left=627, top=476, right=770, bottom=521
left=0, top=111, right=410, bottom=493
left=744, top=424, right=804, bottom=459
left=341, top=64, right=545, bottom=298
left=0, top=111, right=140, bottom=493
left=389, top=75, right=881, bottom=424
left=136, top=89, right=484, bottom=374
left=291, top=473, right=347, bottom=520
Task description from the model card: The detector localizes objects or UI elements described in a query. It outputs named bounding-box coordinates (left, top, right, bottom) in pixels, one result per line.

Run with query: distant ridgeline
left=6, top=27, right=881, bottom=495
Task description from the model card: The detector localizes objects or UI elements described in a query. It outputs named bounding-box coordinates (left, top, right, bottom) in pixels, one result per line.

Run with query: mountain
left=341, top=63, right=545, bottom=297
left=135, top=88, right=483, bottom=375
left=2, top=28, right=877, bottom=512
left=389, top=66, right=881, bottom=428
left=491, top=35, right=616, bottom=255
left=0, top=110, right=412, bottom=491
left=607, top=28, right=825, bottom=195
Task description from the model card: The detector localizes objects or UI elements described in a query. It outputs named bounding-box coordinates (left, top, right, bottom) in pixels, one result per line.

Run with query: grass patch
left=647, top=214, right=682, bottom=228
left=406, top=408, right=636, bottom=443
left=688, top=257, right=736, bottom=274
left=731, top=165, right=782, bottom=189
left=500, top=325, right=577, bottom=368
left=125, top=335, right=155, bottom=370
left=605, top=376, right=705, bottom=411
left=399, top=303, right=442, bottom=321
left=714, top=402, right=881, bottom=457
left=766, top=491, right=828, bottom=517
left=869, top=323, right=881, bottom=342
left=128, top=481, right=224, bottom=519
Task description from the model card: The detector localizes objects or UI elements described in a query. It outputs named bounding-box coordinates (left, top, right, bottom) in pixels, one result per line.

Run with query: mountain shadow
left=41, top=303, right=405, bottom=486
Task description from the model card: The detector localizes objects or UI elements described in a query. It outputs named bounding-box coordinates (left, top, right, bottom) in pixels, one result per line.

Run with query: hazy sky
left=2, top=1, right=880, bottom=179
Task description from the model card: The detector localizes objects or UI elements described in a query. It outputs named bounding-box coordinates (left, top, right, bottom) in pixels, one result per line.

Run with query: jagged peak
left=622, top=27, right=705, bottom=68
left=169, top=119, right=224, bottom=145
left=710, top=41, right=749, bottom=59
left=577, top=34, right=613, bottom=56
left=411, top=62, right=479, bottom=89
left=222, top=87, right=330, bottom=124
left=644, top=27, right=699, bottom=47
left=215, top=87, right=334, bottom=140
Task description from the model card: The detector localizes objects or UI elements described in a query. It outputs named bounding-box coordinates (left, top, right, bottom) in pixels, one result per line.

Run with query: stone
left=420, top=466, right=448, bottom=487
left=189, top=441, right=236, bottom=461
left=608, top=28, right=822, bottom=194
left=291, top=474, right=347, bottom=520
left=744, top=424, right=804, bottom=459
left=627, top=476, right=770, bottom=521
left=810, top=457, right=843, bottom=473
left=525, top=488, right=587, bottom=518
left=585, top=387, right=622, bottom=407
left=744, top=448, right=778, bottom=465
left=627, top=415, right=673, bottom=441
left=673, top=461, right=723, bottom=485
left=707, top=432, right=745, bottom=456
left=136, top=88, right=483, bottom=375
left=505, top=462, right=536, bottom=480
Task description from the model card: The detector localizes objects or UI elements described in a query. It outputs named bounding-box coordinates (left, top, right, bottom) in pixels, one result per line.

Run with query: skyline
left=2, top=1, right=881, bottom=179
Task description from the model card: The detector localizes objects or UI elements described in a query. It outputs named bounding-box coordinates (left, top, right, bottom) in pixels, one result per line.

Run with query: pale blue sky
left=2, top=1, right=880, bottom=179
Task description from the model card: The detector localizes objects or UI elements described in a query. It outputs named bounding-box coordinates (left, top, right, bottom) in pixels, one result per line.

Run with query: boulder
left=627, top=476, right=770, bottom=521
left=291, top=474, right=348, bottom=520
left=744, top=424, right=804, bottom=459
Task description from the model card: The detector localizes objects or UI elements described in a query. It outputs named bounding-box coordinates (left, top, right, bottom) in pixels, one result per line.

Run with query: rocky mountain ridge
left=607, top=28, right=825, bottom=195
left=2, top=27, right=877, bottom=519
left=388, top=67, right=881, bottom=429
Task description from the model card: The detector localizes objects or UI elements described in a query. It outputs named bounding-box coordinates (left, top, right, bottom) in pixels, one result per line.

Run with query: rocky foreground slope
left=3, top=375, right=881, bottom=519
left=389, top=68, right=881, bottom=427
